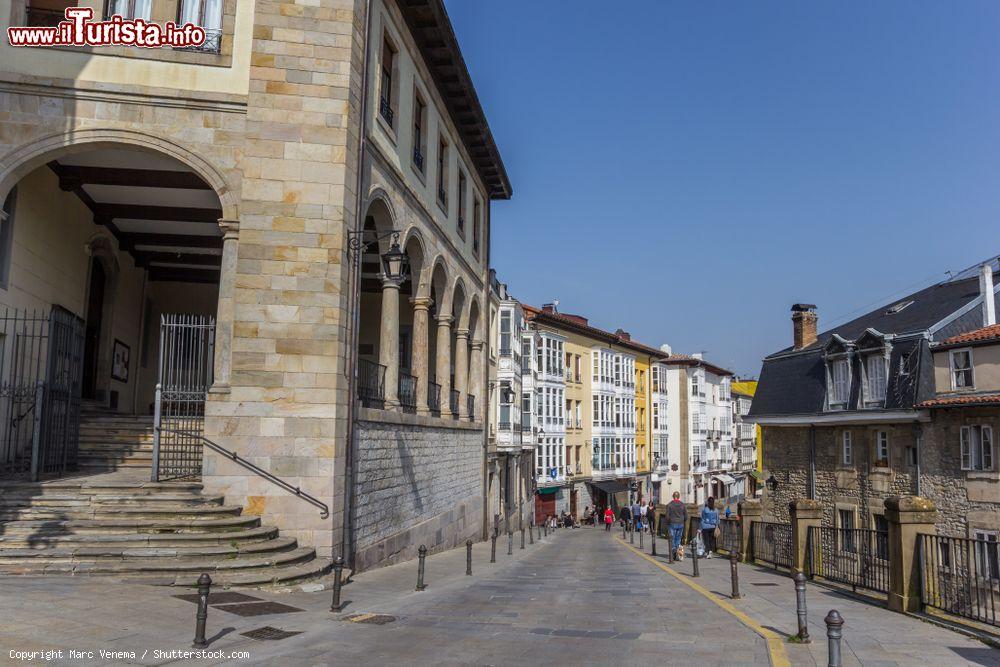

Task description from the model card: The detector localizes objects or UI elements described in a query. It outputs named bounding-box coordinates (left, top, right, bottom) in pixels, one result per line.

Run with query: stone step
left=76, top=451, right=153, bottom=461
left=0, top=526, right=280, bottom=549
left=0, top=546, right=318, bottom=576
left=0, top=515, right=261, bottom=534
left=0, top=493, right=224, bottom=508
left=0, top=504, right=243, bottom=521
left=0, top=480, right=203, bottom=495
left=0, top=536, right=299, bottom=561
left=120, top=558, right=333, bottom=588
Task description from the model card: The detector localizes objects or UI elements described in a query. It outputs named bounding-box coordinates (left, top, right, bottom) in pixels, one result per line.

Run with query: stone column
left=789, top=498, right=823, bottom=575
left=453, top=328, right=469, bottom=419
left=738, top=499, right=763, bottom=562
left=435, top=314, right=453, bottom=417
left=411, top=297, right=432, bottom=415
left=886, top=496, right=937, bottom=613
left=210, top=220, right=239, bottom=393
left=378, top=277, right=402, bottom=409
left=469, top=339, right=484, bottom=421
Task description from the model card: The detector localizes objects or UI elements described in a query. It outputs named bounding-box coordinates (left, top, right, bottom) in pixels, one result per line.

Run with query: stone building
left=751, top=261, right=1000, bottom=537
left=0, top=0, right=510, bottom=578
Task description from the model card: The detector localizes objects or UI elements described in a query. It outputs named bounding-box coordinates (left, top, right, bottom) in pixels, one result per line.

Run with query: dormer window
left=865, top=354, right=887, bottom=403
left=829, top=358, right=850, bottom=408
left=950, top=349, right=974, bottom=390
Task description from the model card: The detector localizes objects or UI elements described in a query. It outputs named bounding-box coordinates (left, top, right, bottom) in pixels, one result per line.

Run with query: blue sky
left=444, top=1, right=1000, bottom=377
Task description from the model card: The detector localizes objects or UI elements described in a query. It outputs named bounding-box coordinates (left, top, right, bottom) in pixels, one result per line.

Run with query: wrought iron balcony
left=437, top=186, right=447, bottom=207
left=399, top=371, right=417, bottom=414
left=357, top=358, right=386, bottom=409
left=449, top=389, right=459, bottom=419
left=379, top=96, right=394, bottom=127
left=183, top=27, right=222, bottom=54
left=413, top=147, right=424, bottom=171
left=466, top=394, right=475, bottom=421
left=427, top=380, right=441, bottom=417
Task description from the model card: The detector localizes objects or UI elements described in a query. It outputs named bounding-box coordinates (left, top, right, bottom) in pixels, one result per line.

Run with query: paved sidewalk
left=618, top=534, right=1000, bottom=666
left=1, top=527, right=770, bottom=666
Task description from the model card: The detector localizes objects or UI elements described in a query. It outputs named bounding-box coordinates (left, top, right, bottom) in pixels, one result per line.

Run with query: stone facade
left=352, top=411, right=483, bottom=570
left=761, top=424, right=917, bottom=527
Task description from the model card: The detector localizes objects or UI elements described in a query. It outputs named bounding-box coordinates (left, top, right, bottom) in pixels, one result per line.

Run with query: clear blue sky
left=445, top=1, right=1000, bottom=377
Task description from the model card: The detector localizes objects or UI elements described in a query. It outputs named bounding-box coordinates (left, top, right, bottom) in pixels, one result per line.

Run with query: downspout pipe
left=808, top=425, right=816, bottom=500
left=340, top=0, right=374, bottom=572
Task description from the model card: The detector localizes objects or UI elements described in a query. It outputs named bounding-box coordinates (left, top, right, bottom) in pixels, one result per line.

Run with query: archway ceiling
left=48, top=148, right=222, bottom=284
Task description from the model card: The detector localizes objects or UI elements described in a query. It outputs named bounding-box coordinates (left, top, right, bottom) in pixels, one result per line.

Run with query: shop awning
left=747, top=470, right=761, bottom=480
left=591, top=480, right=629, bottom=494
left=712, top=474, right=736, bottom=485
left=537, top=486, right=560, bottom=495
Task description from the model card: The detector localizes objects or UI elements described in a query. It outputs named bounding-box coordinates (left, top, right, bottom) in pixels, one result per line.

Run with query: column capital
left=381, top=276, right=403, bottom=290
left=471, top=340, right=485, bottom=351
left=218, top=219, right=239, bottom=239
left=411, top=296, right=433, bottom=310
left=455, top=328, right=470, bottom=339
left=435, top=314, right=454, bottom=326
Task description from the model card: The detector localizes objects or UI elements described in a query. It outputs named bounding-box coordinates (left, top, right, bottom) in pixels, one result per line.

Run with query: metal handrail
left=156, top=426, right=330, bottom=519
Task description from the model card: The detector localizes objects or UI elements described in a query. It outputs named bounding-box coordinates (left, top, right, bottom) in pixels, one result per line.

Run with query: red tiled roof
left=935, top=324, right=1000, bottom=348
left=918, top=393, right=1000, bottom=408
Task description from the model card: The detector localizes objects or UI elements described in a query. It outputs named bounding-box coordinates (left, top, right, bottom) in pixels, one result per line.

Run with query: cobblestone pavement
left=0, top=527, right=768, bottom=666
left=617, top=534, right=1000, bottom=667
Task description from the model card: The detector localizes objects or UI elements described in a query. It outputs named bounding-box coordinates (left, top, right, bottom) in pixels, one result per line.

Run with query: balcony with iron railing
left=427, top=380, right=441, bottom=417
left=449, top=389, right=459, bottom=419
left=466, top=394, right=475, bottom=422
left=398, top=371, right=417, bottom=414
left=379, top=96, right=394, bottom=127
left=357, top=359, right=386, bottom=409
left=413, top=146, right=424, bottom=172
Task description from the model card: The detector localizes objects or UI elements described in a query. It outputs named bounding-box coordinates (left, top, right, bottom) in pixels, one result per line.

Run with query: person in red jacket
left=603, top=506, right=614, bottom=532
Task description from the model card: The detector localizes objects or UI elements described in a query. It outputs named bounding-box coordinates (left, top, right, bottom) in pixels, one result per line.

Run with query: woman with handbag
left=700, top=497, right=720, bottom=559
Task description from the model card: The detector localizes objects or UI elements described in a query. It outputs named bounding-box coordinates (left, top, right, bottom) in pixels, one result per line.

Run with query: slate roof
left=750, top=268, right=997, bottom=419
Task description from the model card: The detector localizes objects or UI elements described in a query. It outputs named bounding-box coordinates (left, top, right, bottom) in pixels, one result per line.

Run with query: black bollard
left=466, top=539, right=473, bottom=576
left=691, top=540, right=700, bottom=577
left=415, top=544, right=428, bottom=591
left=824, top=610, right=844, bottom=667
left=490, top=530, right=497, bottom=563
left=529, top=521, right=535, bottom=545
left=730, top=549, right=741, bottom=599
left=520, top=528, right=525, bottom=550
left=639, top=528, right=644, bottom=549
left=793, top=571, right=810, bottom=643
left=651, top=531, right=657, bottom=556
left=192, top=573, right=211, bottom=649
left=507, top=531, right=513, bottom=556
left=330, top=556, right=345, bottom=611
left=630, top=522, right=635, bottom=545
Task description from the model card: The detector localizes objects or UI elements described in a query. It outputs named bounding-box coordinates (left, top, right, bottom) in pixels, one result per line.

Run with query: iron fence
left=718, top=518, right=741, bottom=555
left=357, top=358, right=385, bottom=409
left=751, top=521, right=792, bottom=570
left=0, top=307, right=84, bottom=480
left=152, top=314, right=215, bottom=481
left=427, top=380, right=441, bottom=416
left=808, top=526, right=889, bottom=594
left=467, top=394, right=475, bottom=421
left=398, top=371, right=416, bottom=414
left=449, top=389, right=459, bottom=418
left=919, top=533, right=1000, bottom=628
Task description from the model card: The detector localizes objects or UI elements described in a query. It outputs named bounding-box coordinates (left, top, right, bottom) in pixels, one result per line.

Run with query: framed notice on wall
left=111, top=339, right=130, bottom=383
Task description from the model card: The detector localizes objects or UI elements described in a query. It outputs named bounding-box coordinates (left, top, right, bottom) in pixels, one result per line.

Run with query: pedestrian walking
left=647, top=501, right=656, bottom=534
left=666, top=491, right=686, bottom=559
left=631, top=500, right=642, bottom=532
left=701, top=496, right=720, bottom=558
left=603, top=506, right=614, bottom=531
left=639, top=502, right=649, bottom=534
left=619, top=503, right=631, bottom=529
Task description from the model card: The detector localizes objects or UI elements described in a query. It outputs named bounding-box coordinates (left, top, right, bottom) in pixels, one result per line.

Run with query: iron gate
left=0, top=306, right=84, bottom=480
left=152, top=314, right=215, bottom=481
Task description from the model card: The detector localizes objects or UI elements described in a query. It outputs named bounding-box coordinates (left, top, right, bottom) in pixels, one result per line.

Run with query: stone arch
left=452, top=277, right=469, bottom=330
left=362, top=187, right=399, bottom=254
left=429, top=257, right=451, bottom=317
left=467, top=295, right=483, bottom=343
left=0, top=127, right=239, bottom=223
left=399, top=226, right=430, bottom=297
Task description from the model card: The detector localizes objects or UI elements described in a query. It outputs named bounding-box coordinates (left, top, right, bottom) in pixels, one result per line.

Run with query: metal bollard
left=691, top=540, right=700, bottom=577
left=629, top=522, right=635, bottom=544
left=520, top=528, right=525, bottom=550
left=330, top=556, right=345, bottom=612
left=490, top=530, right=497, bottom=563
left=466, top=540, right=473, bottom=576
left=793, top=571, right=810, bottom=642
left=639, top=528, right=644, bottom=549
left=507, top=531, right=513, bottom=556
left=192, top=573, right=211, bottom=649
left=622, top=522, right=626, bottom=540
left=415, top=544, right=428, bottom=591
left=651, top=531, right=657, bottom=557
left=529, top=521, right=535, bottom=545
left=824, top=610, right=844, bottom=667
left=730, top=549, right=741, bottom=599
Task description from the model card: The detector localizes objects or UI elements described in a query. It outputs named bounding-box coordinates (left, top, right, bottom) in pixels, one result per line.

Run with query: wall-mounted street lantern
left=765, top=474, right=778, bottom=493
left=348, top=229, right=410, bottom=283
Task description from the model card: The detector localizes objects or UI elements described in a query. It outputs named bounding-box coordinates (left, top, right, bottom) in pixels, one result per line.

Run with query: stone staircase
left=0, top=405, right=331, bottom=587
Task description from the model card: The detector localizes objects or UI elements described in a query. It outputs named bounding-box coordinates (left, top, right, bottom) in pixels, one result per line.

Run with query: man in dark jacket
left=618, top=504, right=632, bottom=529
left=666, top=491, right=687, bottom=558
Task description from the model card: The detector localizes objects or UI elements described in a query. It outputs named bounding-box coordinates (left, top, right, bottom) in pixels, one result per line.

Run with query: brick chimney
left=981, top=263, right=996, bottom=327
left=615, top=328, right=631, bottom=341
left=791, top=304, right=818, bottom=350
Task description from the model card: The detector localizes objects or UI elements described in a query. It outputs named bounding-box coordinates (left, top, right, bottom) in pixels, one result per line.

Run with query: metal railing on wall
left=356, top=359, right=385, bottom=409
left=398, top=372, right=417, bottom=414
left=751, top=520, right=793, bottom=570
left=427, top=380, right=441, bottom=416
left=919, top=533, right=1000, bottom=629
left=808, top=526, right=889, bottom=595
